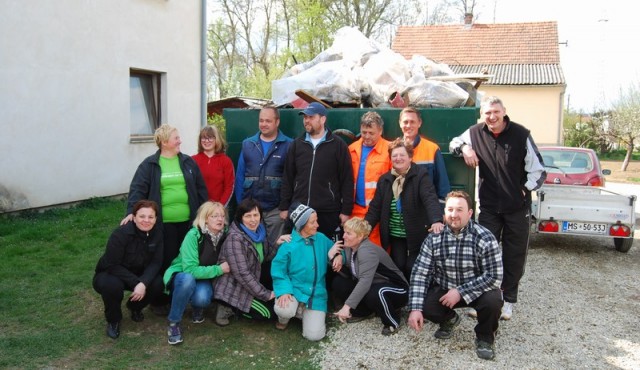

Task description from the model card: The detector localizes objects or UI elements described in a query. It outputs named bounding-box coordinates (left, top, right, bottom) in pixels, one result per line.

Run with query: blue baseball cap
left=298, top=102, right=328, bottom=117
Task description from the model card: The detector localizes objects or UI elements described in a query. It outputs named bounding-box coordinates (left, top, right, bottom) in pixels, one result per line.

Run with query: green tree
left=606, top=83, right=640, bottom=171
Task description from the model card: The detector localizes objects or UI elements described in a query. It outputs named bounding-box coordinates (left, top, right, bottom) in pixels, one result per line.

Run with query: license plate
left=562, top=221, right=607, bottom=235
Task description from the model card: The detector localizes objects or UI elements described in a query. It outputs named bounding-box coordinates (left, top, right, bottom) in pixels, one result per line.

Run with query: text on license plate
left=562, top=221, right=607, bottom=235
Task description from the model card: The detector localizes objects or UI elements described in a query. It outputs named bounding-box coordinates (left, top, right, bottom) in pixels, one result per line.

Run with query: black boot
left=106, top=321, right=120, bottom=339
left=130, top=309, right=144, bottom=322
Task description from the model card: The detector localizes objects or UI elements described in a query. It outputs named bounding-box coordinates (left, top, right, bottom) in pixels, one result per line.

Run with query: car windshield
left=541, top=150, right=594, bottom=174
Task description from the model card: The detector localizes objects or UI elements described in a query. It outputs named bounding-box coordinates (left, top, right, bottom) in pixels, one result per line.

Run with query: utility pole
left=596, top=17, right=609, bottom=111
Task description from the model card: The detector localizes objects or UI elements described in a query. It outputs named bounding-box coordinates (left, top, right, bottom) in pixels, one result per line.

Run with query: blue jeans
left=167, top=272, right=213, bottom=323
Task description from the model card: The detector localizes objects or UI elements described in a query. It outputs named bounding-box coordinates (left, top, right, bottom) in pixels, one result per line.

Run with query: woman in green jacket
left=163, top=201, right=230, bottom=345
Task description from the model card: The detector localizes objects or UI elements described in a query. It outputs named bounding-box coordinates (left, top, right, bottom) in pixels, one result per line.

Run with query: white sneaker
left=466, top=308, right=478, bottom=318
left=501, top=302, right=513, bottom=320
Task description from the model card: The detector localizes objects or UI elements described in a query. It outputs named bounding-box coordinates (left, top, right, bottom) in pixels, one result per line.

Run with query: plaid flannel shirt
left=409, top=219, right=503, bottom=310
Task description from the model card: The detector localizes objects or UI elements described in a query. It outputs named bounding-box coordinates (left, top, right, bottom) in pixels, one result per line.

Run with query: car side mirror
left=602, top=169, right=611, bottom=175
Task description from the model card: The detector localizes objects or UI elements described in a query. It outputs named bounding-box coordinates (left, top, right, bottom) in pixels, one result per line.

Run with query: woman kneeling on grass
left=213, top=199, right=288, bottom=325
left=271, top=203, right=344, bottom=341
left=163, top=201, right=230, bottom=345
left=333, top=217, right=409, bottom=336
left=93, top=200, right=164, bottom=339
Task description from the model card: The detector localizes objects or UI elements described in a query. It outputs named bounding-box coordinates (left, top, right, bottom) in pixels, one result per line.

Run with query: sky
left=473, top=0, right=640, bottom=112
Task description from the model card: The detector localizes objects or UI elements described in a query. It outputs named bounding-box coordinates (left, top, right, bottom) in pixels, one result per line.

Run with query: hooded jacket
left=279, top=128, right=354, bottom=215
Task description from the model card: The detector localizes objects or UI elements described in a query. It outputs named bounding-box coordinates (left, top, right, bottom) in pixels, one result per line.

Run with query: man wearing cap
left=279, top=102, right=354, bottom=240
left=235, top=106, right=292, bottom=246
left=348, top=111, right=391, bottom=247
left=399, top=107, right=450, bottom=203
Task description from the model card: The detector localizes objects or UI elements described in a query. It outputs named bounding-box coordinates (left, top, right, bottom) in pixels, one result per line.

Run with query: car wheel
left=614, top=237, right=633, bottom=253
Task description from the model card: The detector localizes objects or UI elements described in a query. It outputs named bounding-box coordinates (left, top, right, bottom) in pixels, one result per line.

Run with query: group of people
left=92, top=96, right=546, bottom=360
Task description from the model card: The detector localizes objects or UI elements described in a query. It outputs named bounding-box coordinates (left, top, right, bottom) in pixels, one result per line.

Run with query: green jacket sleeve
left=181, top=229, right=223, bottom=279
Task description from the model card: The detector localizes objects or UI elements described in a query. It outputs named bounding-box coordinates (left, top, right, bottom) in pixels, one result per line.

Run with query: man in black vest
left=449, top=96, right=546, bottom=321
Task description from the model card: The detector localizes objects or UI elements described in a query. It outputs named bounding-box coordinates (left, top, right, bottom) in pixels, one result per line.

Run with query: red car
left=539, top=146, right=611, bottom=187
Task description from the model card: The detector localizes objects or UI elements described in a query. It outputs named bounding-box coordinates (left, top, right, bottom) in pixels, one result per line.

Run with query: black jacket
left=279, top=129, right=354, bottom=214
left=126, top=150, right=208, bottom=224
left=94, top=222, right=164, bottom=289
left=365, top=163, right=443, bottom=253
left=468, top=117, right=545, bottom=213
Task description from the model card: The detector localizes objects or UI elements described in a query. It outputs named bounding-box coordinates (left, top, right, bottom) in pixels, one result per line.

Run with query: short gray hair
left=360, top=111, right=384, bottom=129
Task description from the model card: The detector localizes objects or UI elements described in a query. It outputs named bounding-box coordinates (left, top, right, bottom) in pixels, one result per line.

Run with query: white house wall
left=0, top=0, right=202, bottom=212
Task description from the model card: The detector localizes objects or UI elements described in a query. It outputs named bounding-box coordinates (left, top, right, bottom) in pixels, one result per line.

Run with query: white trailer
left=532, top=184, right=636, bottom=252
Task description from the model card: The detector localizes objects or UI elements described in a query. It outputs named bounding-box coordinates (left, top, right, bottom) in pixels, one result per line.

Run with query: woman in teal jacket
left=271, top=203, right=343, bottom=341
left=163, top=201, right=230, bottom=345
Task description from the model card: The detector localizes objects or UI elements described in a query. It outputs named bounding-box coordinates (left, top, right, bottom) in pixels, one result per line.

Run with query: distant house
left=0, top=1, right=207, bottom=212
left=392, top=16, right=566, bottom=146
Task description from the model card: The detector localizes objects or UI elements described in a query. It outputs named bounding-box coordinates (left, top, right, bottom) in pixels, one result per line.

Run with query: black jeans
left=389, top=236, right=419, bottom=281
left=162, top=221, right=191, bottom=272
left=332, top=274, right=408, bottom=328
left=315, top=210, right=342, bottom=241
left=478, top=206, right=531, bottom=303
left=155, top=221, right=191, bottom=306
left=93, top=272, right=164, bottom=323
left=422, top=285, right=502, bottom=344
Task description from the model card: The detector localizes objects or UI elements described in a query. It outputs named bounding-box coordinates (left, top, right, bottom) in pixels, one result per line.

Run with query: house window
left=130, top=69, right=162, bottom=141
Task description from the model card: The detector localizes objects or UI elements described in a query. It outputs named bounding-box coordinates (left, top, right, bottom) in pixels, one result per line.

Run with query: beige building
left=392, top=19, right=566, bottom=146
left=0, top=1, right=207, bottom=212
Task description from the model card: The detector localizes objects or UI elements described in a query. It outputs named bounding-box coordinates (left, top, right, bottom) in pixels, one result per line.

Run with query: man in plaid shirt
left=407, top=191, right=503, bottom=360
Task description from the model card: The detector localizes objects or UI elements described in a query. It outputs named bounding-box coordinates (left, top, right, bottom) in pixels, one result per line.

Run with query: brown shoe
left=275, top=321, right=288, bottom=330
left=346, top=313, right=374, bottom=323
left=215, top=304, right=234, bottom=326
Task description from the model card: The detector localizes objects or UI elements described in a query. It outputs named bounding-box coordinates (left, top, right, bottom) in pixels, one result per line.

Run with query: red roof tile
left=392, top=21, right=560, bottom=66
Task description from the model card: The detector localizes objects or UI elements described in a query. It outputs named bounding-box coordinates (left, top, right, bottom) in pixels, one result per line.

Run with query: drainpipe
left=201, top=0, right=207, bottom=127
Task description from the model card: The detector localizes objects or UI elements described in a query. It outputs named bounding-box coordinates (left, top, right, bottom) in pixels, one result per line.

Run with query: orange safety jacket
left=349, top=137, right=391, bottom=247
left=349, top=137, right=391, bottom=208
left=412, top=135, right=451, bottom=200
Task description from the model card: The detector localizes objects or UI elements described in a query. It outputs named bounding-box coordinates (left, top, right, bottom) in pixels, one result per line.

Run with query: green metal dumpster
left=223, top=107, right=478, bottom=207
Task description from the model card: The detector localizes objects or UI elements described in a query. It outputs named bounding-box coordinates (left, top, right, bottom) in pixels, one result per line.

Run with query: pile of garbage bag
left=272, top=26, right=475, bottom=108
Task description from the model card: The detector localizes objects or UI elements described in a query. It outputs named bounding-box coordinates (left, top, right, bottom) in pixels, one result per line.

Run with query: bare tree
left=456, top=0, right=478, bottom=16
left=325, top=0, right=395, bottom=38
left=605, top=83, right=640, bottom=170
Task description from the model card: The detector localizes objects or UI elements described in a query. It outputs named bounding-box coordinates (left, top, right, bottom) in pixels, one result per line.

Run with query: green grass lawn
left=0, top=198, right=320, bottom=369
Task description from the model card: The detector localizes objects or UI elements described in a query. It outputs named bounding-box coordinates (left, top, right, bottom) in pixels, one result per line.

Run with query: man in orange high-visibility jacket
left=348, top=111, right=391, bottom=246
left=399, top=107, right=451, bottom=204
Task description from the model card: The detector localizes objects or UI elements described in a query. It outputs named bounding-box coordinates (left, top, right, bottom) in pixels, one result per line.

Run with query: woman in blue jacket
left=271, top=203, right=343, bottom=341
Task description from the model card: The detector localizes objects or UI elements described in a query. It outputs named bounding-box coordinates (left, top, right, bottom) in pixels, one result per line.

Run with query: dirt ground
left=600, top=160, right=640, bottom=184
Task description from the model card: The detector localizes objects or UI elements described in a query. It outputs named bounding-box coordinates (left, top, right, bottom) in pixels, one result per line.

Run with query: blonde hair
left=193, top=201, right=226, bottom=230
left=198, top=125, right=227, bottom=154
left=154, top=124, right=178, bottom=149
left=343, top=217, right=372, bottom=239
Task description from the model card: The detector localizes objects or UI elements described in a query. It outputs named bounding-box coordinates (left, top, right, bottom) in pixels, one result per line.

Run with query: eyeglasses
left=201, top=137, right=215, bottom=142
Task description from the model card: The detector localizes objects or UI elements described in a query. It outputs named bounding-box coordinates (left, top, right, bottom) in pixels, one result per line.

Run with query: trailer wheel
left=614, top=238, right=633, bottom=253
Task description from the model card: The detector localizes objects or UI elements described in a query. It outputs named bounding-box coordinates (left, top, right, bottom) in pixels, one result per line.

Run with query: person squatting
left=95, top=98, right=542, bottom=360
